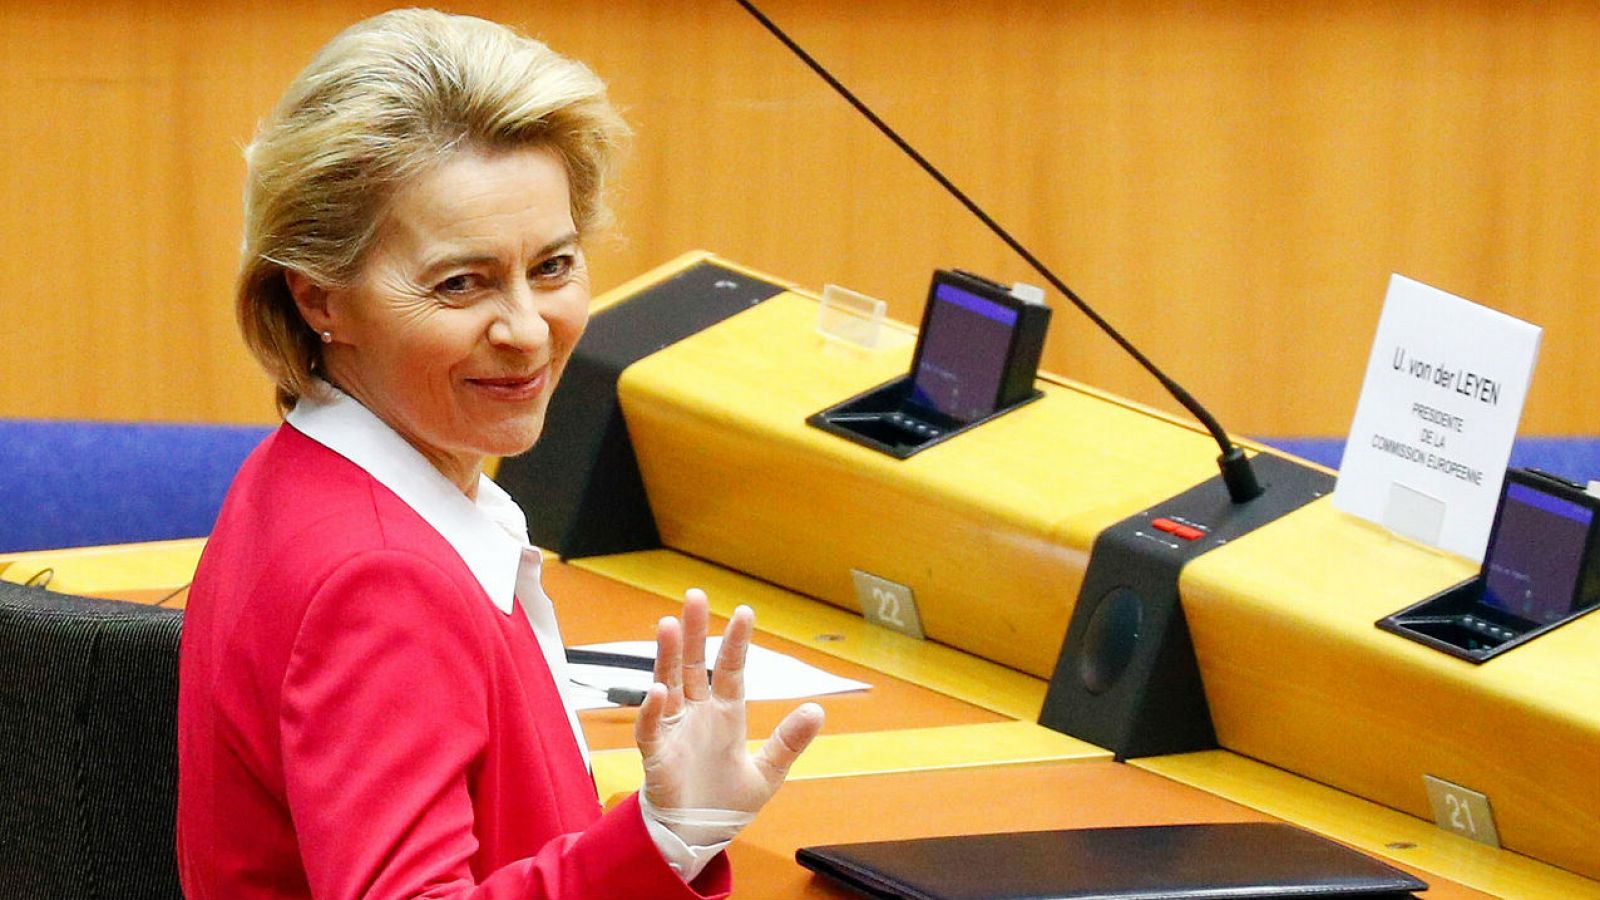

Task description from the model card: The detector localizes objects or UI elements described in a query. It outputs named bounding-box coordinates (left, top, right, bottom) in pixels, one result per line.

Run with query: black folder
left=796, top=822, right=1427, bottom=899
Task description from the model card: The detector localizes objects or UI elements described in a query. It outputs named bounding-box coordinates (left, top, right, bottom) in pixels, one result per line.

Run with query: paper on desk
left=566, top=639, right=871, bottom=710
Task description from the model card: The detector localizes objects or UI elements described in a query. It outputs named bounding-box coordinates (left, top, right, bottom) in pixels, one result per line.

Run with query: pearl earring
left=320, top=331, right=333, bottom=344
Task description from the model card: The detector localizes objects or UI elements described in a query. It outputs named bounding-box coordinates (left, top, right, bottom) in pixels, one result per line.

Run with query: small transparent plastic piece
left=816, top=284, right=886, bottom=349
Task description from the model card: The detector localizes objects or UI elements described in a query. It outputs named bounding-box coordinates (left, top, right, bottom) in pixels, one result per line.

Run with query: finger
left=633, top=682, right=670, bottom=759
left=754, top=702, right=825, bottom=785
left=681, top=588, right=711, bottom=702
left=710, top=605, right=754, bottom=702
left=653, top=615, right=685, bottom=717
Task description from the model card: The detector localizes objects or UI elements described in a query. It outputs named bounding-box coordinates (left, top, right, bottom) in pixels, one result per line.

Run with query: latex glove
left=635, top=588, right=825, bottom=817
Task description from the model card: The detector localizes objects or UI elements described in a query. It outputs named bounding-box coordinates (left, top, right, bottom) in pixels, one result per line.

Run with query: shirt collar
left=285, top=384, right=530, bottom=614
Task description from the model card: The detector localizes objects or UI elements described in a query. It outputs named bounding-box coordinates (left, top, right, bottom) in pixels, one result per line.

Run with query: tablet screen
left=1481, top=481, right=1594, bottom=624
left=908, top=281, right=1017, bottom=423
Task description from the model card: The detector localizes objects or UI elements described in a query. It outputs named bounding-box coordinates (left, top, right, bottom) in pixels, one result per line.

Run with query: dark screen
left=909, top=282, right=1016, bottom=423
left=1481, top=481, right=1593, bottom=624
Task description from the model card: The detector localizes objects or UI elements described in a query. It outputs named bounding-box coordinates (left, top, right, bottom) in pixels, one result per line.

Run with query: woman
left=176, top=10, right=823, bottom=899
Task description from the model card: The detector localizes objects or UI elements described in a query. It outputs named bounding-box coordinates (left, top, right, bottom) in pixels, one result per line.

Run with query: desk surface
left=69, top=550, right=1016, bottom=753
left=544, top=558, right=1006, bottom=750
left=5, top=537, right=1593, bottom=897
left=728, top=760, right=1491, bottom=899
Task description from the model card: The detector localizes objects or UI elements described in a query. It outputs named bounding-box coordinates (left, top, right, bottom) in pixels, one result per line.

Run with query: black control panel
left=1379, top=467, right=1600, bottom=662
left=1039, top=453, right=1335, bottom=758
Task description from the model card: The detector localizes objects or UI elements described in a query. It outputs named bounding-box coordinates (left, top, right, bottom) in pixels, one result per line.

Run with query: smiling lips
left=466, top=368, right=547, bottom=402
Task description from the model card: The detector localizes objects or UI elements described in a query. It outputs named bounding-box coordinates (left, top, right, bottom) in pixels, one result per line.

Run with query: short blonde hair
left=238, top=8, right=630, bottom=412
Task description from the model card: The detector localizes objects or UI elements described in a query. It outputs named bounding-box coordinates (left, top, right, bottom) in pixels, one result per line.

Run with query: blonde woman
left=176, top=10, right=823, bottom=899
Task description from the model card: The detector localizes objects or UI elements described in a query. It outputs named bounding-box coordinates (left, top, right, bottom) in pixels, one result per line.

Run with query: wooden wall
left=2, top=0, right=1597, bottom=437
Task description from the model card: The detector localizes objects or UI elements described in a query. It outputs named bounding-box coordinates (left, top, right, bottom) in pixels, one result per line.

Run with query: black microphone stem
left=731, top=0, right=1263, bottom=503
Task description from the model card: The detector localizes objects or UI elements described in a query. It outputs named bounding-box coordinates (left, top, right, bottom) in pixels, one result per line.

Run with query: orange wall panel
left=3, top=0, right=1597, bottom=436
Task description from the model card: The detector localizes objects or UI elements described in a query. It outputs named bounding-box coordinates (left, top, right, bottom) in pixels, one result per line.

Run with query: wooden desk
left=8, top=537, right=1591, bottom=895
left=1138, top=751, right=1600, bottom=900
left=19, top=548, right=1019, bottom=754
left=544, top=557, right=1105, bottom=799
left=0, top=538, right=201, bottom=600
left=0, top=539, right=1105, bottom=798
left=543, top=559, right=1007, bottom=750
left=728, top=761, right=1491, bottom=899
left=593, top=252, right=1600, bottom=879
left=1184, top=500, right=1600, bottom=879
left=579, top=548, right=1600, bottom=897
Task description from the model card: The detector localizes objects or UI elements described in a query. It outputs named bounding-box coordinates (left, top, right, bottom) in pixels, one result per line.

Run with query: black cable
left=154, top=581, right=190, bottom=607
left=565, top=647, right=714, bottom=682
left=731, top=0, right=1262, bottom=502
left=565, top=648, right=656, bottom=672
left=564, top=652, right=660, bottom=707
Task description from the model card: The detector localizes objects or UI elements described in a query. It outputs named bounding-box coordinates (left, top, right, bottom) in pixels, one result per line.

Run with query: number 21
left=1445, top=794, right=1477, bottom=835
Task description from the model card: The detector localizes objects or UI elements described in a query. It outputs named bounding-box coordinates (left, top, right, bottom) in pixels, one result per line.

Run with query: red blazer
left=177, top=424, right=731, bottom=900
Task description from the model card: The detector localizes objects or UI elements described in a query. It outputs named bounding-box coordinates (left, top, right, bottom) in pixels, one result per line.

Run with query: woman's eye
left=533, top=254, right=575, bottom=281
left=435, top=274, right=477, bottom=296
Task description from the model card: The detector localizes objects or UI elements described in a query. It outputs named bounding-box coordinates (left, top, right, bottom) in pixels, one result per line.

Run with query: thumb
left=754, top=702, right=825, bottom=784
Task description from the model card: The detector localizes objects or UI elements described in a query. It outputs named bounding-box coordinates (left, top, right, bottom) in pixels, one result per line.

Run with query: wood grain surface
left=728, top=761, right=1494, bottom=899
left=5, top=1, right=1599, bottom=437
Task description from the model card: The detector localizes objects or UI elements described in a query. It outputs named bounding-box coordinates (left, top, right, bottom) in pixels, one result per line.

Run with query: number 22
left=872, top=586, right=905, bottom=627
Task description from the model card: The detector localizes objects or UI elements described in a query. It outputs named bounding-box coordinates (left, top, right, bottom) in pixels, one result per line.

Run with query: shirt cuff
left=638, top=793, right=750, bottom=883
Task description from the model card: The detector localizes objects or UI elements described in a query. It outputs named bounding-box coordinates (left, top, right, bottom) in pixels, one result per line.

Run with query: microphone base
left=1039, top=453, right=1333, bottom=759
left=1219, top=446, right=1264, bottom=504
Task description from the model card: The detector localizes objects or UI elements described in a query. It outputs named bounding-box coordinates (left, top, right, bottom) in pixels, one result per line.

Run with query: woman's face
left=308, top=145, right=590, bottom=491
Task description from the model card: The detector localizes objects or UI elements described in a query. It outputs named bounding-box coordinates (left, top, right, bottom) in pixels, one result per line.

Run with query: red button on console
left=1173, top=524, right=1205, bottom=541
left=1151, top=518, right=1180, bottom=533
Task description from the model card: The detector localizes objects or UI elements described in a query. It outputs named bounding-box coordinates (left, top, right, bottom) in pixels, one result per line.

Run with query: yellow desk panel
left=596, top=252, right=1600, bottom=880
left=592, top=719, right=1105, bottom=801
left=1137, top=751, right=1600, bottom=900
left=0, top=537, right=204, bottom=596
left=618, top=284, right=1236, bottom=678
left=1185, top=500, right=1600, bottom=879
left=574, top=549, right=1050, bottom=721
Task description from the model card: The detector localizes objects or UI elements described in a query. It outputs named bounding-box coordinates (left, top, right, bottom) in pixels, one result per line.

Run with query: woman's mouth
left=466, top=368, right=547, bottom=402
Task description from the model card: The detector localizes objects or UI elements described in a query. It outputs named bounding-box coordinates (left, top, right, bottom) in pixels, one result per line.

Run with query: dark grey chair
left=0, top=580, right=184, bottom=899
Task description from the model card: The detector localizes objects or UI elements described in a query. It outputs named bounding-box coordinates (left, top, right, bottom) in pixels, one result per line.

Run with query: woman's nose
left=489, top=283, right=551, bottom=350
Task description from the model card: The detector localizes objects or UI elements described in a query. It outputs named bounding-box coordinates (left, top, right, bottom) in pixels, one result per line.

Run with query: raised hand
left=634, top=588, right=825, bottom=816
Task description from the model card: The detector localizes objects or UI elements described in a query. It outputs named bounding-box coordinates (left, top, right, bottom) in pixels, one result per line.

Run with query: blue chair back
left=0, top=419, right=271, bottom=553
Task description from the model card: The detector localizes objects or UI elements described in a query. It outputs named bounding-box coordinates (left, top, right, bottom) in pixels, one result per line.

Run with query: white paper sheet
left=1332, top=274, right=1541, bottom=561
left=565, top=639, right=872, bottom=711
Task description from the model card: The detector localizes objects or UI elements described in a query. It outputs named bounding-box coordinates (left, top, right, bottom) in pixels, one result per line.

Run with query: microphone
left=730, top=0, right=1264, bottom=504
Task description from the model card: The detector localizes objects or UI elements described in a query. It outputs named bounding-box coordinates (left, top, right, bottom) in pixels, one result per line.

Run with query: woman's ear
left=285, top=269, right=335, bottom=335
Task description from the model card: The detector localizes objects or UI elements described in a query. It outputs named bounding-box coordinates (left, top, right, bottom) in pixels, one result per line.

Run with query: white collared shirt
left=286, top=385, right=591, bottom=766
left=286, top=385, right=722, bottom=881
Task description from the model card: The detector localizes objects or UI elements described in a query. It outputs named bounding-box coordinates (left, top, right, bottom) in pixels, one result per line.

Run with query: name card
left=1332, top=274, right=1540, bottom=561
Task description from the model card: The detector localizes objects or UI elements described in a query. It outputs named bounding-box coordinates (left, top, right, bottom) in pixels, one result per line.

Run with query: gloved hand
left=635, top=588, right=825, bottom=820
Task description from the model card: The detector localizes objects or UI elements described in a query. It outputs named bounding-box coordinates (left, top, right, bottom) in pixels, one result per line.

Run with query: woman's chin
left=476, top=413, right=549, bottom=459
